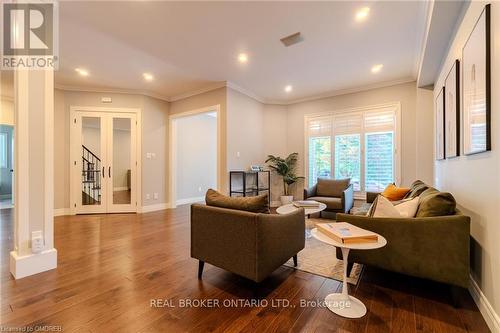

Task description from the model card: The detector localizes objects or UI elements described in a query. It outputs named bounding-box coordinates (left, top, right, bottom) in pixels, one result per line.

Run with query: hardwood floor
left=0, top=206, right=490, bottom=332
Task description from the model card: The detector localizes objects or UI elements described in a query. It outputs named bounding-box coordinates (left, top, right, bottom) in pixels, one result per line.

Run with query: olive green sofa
left=337, top=181, right=470, bottom=288
left=191, top=204, right=305, bottom=283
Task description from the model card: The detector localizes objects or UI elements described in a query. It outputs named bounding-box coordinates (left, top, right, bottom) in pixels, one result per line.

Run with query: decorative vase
left=280, top=195, right=294, bottom=205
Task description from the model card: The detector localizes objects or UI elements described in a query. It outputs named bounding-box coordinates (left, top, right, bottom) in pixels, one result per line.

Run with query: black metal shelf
left=229, top=171, right=271, bottom=204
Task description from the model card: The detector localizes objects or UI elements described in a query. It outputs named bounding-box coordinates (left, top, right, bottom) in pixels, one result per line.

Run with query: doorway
left=70, top=107, right=140, bottom=214
left=169, top=105, right=221, bottom=207
left=0, top=125, right=13, bottom=209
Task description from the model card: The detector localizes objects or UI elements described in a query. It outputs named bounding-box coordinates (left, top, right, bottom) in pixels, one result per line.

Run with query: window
left=306, top=104, right=400, bottom=193
left=308, top=137, right=331, bottom=187
left=335, top=134, right=360, bottom=191
left=0, top=133, right=7, bottom=169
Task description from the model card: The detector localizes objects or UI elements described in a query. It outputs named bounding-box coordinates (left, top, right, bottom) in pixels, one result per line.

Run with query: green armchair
left=304, top=178, right=354, bottom=216
left=191, top=204, right=305, bottom=282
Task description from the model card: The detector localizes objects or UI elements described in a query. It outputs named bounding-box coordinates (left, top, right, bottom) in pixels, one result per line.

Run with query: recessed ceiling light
left=355, top=7, right=370, bottom=22
left=371, top=64, right=383, bottom=73
left=284, top=85, right=293, bottom=93
left=75, top=68, right=89, bottom=76
left=238, top=53, right=248, bottom=63
left=143, top=73, right=154, bottom=81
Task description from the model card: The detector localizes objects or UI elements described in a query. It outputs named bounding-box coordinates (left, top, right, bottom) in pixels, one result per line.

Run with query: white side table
left=311, top=228, right=387, bottom=318
left=276, top=203, right=327, bottom=216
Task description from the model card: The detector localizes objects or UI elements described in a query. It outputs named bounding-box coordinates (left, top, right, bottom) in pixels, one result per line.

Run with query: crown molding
left=281, top=77, right=416, bottom=105
left=54, top=84, right=170, bottom=102
left=225, top=81, right=268, bottom=104
left=168, top=81, right=227, bottom=102
left=55, top=77, right=417, bottom=107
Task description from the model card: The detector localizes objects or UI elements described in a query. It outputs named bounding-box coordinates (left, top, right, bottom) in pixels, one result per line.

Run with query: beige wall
left=1, top=99, right=14, bottom=125
left=53, top=89, right=169, bottom=209
left=433, top=1, right=500, bottom=324
left=285, top=81, right=432, bottom=197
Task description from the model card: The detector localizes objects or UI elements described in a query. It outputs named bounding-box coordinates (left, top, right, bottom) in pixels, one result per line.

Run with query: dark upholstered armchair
left=191, top=204, right=305, bottom=283
left=303, top=178, right=354, bottom=216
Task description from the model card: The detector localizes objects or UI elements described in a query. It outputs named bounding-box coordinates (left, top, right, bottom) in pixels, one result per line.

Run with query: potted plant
left=265, top=153, right=303, bottom=205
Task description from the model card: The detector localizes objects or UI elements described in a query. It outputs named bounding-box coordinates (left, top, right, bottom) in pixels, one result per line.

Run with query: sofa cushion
left=416, top=188, right=456, bottom=217
left=316, top=178, right=350, bottom=197
left=404, top=180, right=429, bottom=199
left=205, top=189, right=270, bottom=214
left=308, top=196, right=342, bottom=210
left=368, top=195, right=420, bottom=218
left=381, top=184, right=410, bottom=201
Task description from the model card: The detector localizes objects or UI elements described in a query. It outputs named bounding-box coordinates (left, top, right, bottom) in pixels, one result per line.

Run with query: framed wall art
left=462, top=4, right=491, bottom=155
left=445, top=59, right=460, bottom=158
left=435, top=87, right=445, bottom=161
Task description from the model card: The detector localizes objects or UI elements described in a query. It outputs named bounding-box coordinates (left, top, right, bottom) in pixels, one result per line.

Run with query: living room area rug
left=283, top=218, right=363, bottom=285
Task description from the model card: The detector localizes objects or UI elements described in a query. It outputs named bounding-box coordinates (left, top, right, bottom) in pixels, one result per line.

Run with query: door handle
left=102, top=166, right=105, bottom=178
left=108, top=166, right=111, bottom=178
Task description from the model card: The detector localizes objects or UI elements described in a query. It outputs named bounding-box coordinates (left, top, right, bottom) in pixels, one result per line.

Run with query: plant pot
left=280, top=195, right=294, bottom=205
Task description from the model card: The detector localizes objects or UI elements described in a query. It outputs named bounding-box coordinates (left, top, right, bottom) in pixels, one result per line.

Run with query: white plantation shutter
left=306, top=104, right=399, bottom=191
left=307, top=116, right=333, bottom=137
left=364, top=109, right=395, bottom=132
left=333, top=113, right=363, bottom=135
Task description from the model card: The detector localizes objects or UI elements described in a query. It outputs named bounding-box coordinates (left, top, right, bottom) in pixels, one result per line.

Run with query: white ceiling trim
left=415, top=0, right=434, bottom=79
left=54, top=84, right=170, bottom=102
left=55, top=76, right=417, bottom=106
left=168, top=81, right=227, bottom=102
left=277, top=77, right=416, bottom=105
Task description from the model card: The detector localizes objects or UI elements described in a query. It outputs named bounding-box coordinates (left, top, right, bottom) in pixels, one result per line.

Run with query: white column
left=9, top=68, right=57, bottom=279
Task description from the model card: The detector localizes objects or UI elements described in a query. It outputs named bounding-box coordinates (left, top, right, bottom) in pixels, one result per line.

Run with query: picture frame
left=462, top=4, right=491, bottom=155
left=444, top=59, right=460, bottom=158
left=435, top=87, right=445, bottom=161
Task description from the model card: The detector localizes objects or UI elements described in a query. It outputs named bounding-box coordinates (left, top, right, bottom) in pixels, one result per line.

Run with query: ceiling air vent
left=280, top=32, right=303, bottom=47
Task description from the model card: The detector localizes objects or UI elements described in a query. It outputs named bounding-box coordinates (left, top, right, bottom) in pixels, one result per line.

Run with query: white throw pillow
left=394, top=197, right=420, bottom=218
left=370, top=195, right=419, bottom=218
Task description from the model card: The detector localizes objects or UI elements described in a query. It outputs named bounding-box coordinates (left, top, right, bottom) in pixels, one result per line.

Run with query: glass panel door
left=76, top=115, right=107, bottom=214
left=107, top=114, right=136, bottom=212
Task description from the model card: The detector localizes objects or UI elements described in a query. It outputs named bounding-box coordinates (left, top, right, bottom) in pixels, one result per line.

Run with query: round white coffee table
left=276, top=203, right=327, bottom=216
left=311, top=227, right=387, bottom=318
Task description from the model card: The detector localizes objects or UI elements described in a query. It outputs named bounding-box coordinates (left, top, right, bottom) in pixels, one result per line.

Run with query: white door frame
left=168, top=105, right=221, bottom=208
left=69, top=106, right=142, bottom=215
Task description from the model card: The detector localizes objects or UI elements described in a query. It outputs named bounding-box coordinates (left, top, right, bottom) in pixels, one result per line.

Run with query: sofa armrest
left=191, top=204, right=258, bottom=279
left=336, top=213, right=471, bottom=287
left=366, top=191, right=380, bottom=203
left=304, top=184, right=317, bottom=199
left=256, top=209, right=305, bottom=281
left=341, top=184, right=354, bottom=213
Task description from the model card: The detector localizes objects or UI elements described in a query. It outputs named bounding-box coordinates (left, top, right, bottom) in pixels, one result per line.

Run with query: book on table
left=293, top=200, right=320, bottom=208
left=317, top=222, right=378, bottom=244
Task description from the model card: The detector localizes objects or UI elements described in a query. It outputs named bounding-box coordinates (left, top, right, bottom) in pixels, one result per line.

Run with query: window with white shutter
left=305, top=104, right=400, bottom=193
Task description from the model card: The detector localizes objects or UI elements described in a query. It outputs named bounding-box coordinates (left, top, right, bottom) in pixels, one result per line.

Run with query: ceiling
left=53, top=1, right=432, bottom=104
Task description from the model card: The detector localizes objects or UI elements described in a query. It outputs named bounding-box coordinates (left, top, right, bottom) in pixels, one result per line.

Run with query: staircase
left=82, top=145, right=101, bottom=205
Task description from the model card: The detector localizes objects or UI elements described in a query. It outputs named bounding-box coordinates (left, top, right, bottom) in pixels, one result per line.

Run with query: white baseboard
left=469, top=275, right=500, bottom=333
left=176, top=196, right=204, bottom=206
left=54, top=208, right=71, bottom=216
left=10, top=248, right=57, bottom=279
left=113, top=187, right=129, bottom=191
left=141, top=202, right=170, bottom=213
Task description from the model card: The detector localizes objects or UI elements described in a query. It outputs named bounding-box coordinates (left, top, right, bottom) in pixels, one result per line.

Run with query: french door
left=71, top=111, right=138, bottom=214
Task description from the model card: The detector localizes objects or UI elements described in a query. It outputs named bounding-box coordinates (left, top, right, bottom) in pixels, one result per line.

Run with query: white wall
left=175, top=113, right=217, bottom=202
left=54, top=90, right=168, bottom=209
left=433, top=2, right=500, bottom=329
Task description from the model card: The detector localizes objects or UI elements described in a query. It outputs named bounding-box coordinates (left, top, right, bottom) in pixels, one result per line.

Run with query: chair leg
left=198, top=260, right=205, bottom=279
left=293, top=255, right=298, bottom=267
